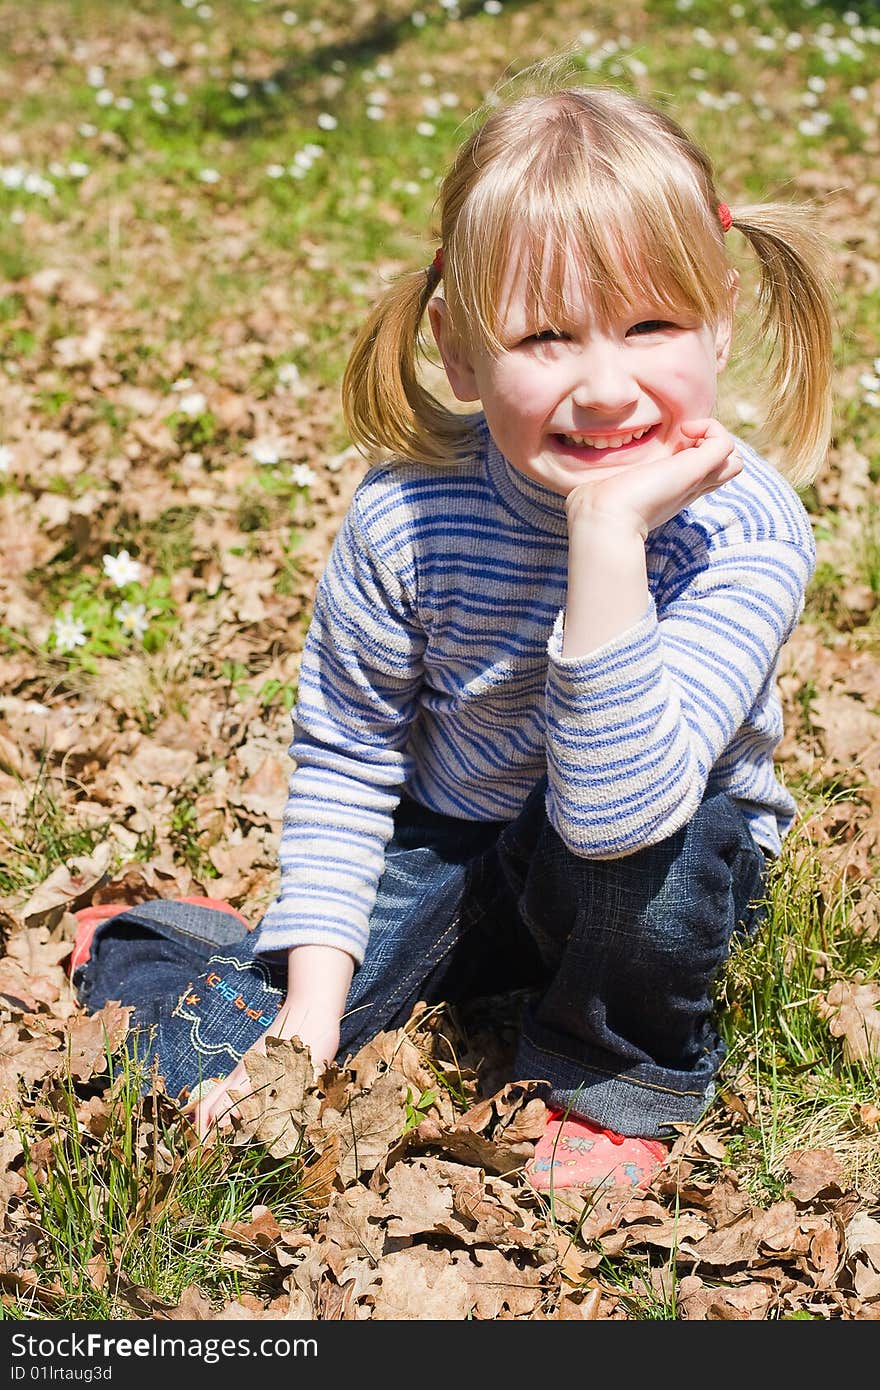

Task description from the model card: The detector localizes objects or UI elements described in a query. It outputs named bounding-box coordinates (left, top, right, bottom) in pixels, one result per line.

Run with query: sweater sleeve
left=543, top=536, right=812, bottom=857
left=254, top=498, right=425, bottom=965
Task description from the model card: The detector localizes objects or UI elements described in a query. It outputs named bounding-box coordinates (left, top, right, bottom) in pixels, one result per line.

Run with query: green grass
left=9, top=1049, right=316, bottom=1319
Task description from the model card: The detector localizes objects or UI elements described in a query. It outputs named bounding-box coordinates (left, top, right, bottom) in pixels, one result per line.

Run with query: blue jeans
left=75, top=780, right=766, bottom=1138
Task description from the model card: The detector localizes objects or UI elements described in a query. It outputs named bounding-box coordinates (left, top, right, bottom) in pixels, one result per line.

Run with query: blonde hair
left=343, top=77, right=833, bottom=487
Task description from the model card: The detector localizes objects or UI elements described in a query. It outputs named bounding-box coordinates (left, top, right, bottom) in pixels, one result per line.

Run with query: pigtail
left=341, top=267, right=473, bottom=468
left=730, top=203, right=834, bottom=487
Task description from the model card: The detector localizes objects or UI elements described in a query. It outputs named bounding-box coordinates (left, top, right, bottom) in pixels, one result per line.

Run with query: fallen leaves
left=817, top=977, right=880, bottom=1063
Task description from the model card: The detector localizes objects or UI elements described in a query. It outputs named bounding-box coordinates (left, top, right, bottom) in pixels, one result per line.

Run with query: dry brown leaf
left=161, top=1285, right=218, bottom=1320
left=318, top=1070, right=408, bottom=1185
left=0, top=1022, right=62, bottom=1099
left=64, top=1002, right=132, bottom=1082
left=17, top=847, right=114, bottom=929
left=323, top=1187, right=386, bottom=1275
left=367, top=1247, right=474, bottom=1320
left=465, top=1245, right=549, bottom=1319
left=230, top=1035, right=321, bottom=1158
left=784, top=1148, right=846, bottom=1203
left=679, top=1277, right=775, bottom=1320
left=382, top=1159, right=459, bottom=1239
left=234, top=754, right=289, bottom=821
left=817, top=976, right=880, bottom=1063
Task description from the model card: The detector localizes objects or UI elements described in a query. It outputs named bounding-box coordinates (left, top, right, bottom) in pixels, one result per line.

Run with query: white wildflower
left=0, top=445, right=12, bottom=473
left=316, top=112, right=337, bottom=130
left=277, top=362, right=301, bottom=387
left=53, top=611, right=87, bottom=653
left=250, top=438, right=283, bottom=465
left=103, top=549, right=143, bottom=587
left=198, top=167, right=220, bottom=183
left=229, top=81, right=249, bottom=98
left=290, top=463, right=317, bottom=488
left=23, top=172, right=54, bottom=197
left=178, top=391, right=207, bottom=416
left=416, top=121, right=436, bottom=136
left=114, top=601, right=149, bottom=640
left=266, top=163, right=285, bottom=178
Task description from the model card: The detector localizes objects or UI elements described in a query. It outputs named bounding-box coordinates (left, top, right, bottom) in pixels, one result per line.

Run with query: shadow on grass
left=199, top=0, right=545, bottom=140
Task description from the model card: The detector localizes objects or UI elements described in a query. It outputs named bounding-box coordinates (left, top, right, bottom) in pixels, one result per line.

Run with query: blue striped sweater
left=255, top=422, right=815, bottom=965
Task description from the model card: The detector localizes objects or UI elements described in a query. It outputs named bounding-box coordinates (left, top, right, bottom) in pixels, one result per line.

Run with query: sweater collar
left=481, top=423, right=568, bottom=535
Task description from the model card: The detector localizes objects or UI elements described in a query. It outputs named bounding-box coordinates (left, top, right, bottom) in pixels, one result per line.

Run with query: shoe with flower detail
left=526, top=1110, right=668, bottom=1191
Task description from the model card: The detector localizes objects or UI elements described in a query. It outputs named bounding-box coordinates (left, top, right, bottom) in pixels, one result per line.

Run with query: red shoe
left=70, top=897, right=250, bottom=976
left=526, top=1110, right=668, bottom=1192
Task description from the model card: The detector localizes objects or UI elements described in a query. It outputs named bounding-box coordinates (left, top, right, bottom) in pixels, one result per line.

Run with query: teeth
left=561, top=426, right=651, bottom=449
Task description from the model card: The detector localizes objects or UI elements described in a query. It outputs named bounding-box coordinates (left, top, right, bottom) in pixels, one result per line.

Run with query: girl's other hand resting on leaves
left=187, top=943, right=354, bottom=1139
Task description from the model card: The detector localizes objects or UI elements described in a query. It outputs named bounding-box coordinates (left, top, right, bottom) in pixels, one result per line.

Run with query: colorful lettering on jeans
left=170, top=953, right=285, bottom=1067
left=203, top=970, right=280, bottom=1026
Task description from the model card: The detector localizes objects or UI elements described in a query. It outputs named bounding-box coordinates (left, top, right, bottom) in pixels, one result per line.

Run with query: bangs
left=441, top=92, right=731, bottom=351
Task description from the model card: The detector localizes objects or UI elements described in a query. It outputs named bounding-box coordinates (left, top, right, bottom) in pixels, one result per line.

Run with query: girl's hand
left=186, top=1008, right=342, bottom=1139
left=186, top=943, right=354, bottom=1139
left=565, top=418, right=742, bottom=541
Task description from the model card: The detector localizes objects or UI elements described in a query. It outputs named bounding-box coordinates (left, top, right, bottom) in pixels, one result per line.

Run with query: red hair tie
left=717, top=202, right=733, bottom=233
left=430, top=246, right=443, bottom=275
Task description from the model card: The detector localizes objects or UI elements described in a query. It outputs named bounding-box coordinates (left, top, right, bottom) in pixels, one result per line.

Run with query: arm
left=546, top=423, right=810, bottom=854
left=562, top=420, right=739, bottom=657
left=254, top=495, right=426, bottom=966
left=190, top=943, right=355, bottom=1137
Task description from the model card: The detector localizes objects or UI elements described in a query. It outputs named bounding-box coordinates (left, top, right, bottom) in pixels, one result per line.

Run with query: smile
left=557, top=426, right=653, bottom=450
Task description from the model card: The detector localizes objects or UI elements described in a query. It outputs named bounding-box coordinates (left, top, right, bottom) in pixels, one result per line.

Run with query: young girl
left=75, top=78, right=833, bottom=1192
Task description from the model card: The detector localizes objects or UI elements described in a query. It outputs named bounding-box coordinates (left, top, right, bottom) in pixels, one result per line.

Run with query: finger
left=678, top=417, right=725, bottom=442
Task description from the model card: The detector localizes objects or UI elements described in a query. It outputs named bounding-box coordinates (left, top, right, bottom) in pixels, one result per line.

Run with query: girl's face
left=429, top=254, right=735, bottom=498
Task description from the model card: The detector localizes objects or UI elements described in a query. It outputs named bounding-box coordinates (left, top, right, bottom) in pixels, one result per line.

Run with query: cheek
left=492, top=365, right=555, bottom=415
left=667, top=355, right=718, bottom=412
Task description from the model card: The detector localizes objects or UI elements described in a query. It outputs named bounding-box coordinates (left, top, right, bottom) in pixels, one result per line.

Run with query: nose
left=570, top=339, right=639, bottom=415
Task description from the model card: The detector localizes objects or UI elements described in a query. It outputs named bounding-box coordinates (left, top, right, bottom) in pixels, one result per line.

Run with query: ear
left=427, top=297, right=481, bottom=402
left=714, top=270, right=739, bottom=371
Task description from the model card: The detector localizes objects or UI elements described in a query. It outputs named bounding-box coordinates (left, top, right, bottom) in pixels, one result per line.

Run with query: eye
left=523, top=329, right=568, bottom=345
left=627, top=319, right=677, bottom=336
